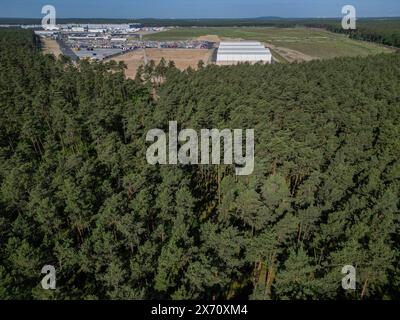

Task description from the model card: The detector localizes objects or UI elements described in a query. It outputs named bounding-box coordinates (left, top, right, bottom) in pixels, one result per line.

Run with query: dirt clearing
left=41, top=38, right=62, bottom=57
left=147, top=48, right=213, bottom=70
left=108, top=48, right=213, bottom=79
left=106, top=50, right=145, bottom=79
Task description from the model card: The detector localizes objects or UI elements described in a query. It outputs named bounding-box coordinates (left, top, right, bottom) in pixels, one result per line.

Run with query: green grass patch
left=145, top=27, right=394, bottom=59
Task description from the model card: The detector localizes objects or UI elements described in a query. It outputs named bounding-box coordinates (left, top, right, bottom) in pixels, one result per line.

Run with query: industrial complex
left=31, top=24, right=214, bottom=61
left=1, top=23, right=276, bottom=67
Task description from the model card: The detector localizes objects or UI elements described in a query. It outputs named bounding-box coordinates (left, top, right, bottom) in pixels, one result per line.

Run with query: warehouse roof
left=218, top=52, right=271, bottom=55
left=219, top=41, right=263, bottom=46
left=218, top=48, right=272, bottom=53
left=218, top=46, right=267, bottom=49
left=217, top=41, right=272, bottom=63
left=218, top=42, right=271, bottom=55
left=218, top=42, right=270, bottom=51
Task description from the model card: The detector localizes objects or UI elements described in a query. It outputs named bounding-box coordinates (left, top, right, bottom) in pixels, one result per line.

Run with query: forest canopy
left=0, top=29, right=399, bottom=300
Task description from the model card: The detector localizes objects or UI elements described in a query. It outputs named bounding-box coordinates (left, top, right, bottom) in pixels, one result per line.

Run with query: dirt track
left=263, top=42, right=314, bottom=62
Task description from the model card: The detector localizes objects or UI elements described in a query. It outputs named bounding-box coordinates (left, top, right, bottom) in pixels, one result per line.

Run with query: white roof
left=219, top=41, right=262, bottom=45
left=218, top=48, right=271, bottom=52
left=217, top=41, right=272, bottom=62
left=218, top=42, right=270, bottom=53
left=218, top=52, right=271, bottom=55
left=218, top=41, right=270, bottom=52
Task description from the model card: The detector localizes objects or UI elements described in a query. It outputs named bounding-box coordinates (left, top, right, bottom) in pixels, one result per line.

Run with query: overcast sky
left=1, top=0, right=399, bottom=19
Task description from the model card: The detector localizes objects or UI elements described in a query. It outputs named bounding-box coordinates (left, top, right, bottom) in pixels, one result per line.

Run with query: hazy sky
left=1, top=0, right=399, bottom=19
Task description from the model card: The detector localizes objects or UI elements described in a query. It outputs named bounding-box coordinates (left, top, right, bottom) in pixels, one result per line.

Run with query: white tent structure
left=216, top=41, right=272, bottom=65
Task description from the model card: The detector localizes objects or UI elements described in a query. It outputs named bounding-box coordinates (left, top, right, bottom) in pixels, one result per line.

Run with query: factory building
left=216, top=41, right=272, bottom=65
left=71, top=27, right=85, bottom=33
left=88, top=29, right=106, bottom=33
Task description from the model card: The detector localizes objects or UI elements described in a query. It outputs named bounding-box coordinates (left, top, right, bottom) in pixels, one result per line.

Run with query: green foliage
left=0, top=29, right=399, bottom=300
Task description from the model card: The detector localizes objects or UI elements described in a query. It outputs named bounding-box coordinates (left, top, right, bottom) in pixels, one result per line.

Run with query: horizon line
left=1, top=15, right=400, bottom=21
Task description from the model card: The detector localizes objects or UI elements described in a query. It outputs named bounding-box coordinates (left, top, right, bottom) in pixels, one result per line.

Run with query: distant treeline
left=305, top=19, right=400, bottom=48
left=1, top=16, right=399, bottom=27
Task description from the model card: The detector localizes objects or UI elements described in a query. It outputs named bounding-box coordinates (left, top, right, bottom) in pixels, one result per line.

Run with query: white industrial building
left=71, top=27, right=85, bottom=32
left=88, top=28, right=106, bottom=33
left=216, top=41, right=272, bottom=65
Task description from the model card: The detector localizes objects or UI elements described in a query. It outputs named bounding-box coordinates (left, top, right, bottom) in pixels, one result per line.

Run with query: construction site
left=36, top=24, right=278, bottom=78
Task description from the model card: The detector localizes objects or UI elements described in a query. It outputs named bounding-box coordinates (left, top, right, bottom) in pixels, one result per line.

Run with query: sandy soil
left=146, top=48, right=212, bottom=69
left=42, top=38, right=62, bottom=57
left=106, top=49, right=145, bottom=79
left=108, top=48, right=213, bottom=79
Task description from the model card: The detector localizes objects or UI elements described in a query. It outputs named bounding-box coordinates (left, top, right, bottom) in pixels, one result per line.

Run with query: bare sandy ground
left=108, top=48, right=213, bottom=79
left=147, top=48, right=212, bottom=69
left=42, top=38, right=62, bottom=57
left=41, top=38, right=62, bottom=57
left=107, top=49, right=145, bottom=79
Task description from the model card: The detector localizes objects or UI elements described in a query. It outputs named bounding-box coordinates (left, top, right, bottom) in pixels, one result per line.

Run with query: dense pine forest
left=0, top=29, right=399, bottom=300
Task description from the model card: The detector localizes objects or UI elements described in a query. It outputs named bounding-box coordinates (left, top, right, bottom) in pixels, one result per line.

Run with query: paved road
left=57, top=39, right=78, bottom=61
